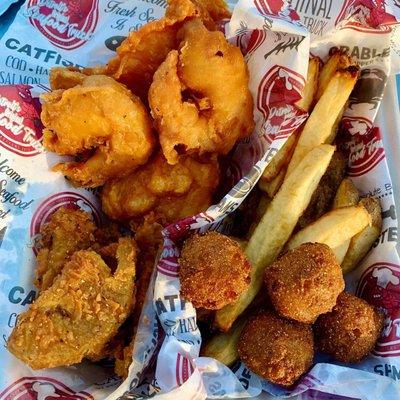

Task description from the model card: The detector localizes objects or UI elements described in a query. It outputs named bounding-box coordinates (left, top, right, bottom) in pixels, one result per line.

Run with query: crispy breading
left=8, top=238, right=137, bottom=369
left=35, top=207, right=96, bottom=291
left=265, top=243, right=344, bottom=324
left=179, top=232, right=251, bottom=309
left=238, top=311, right=314, bottom=387
left=149, top=19, right=254, bottom=164
left=101, top=153, right=219, bottom=223
left=106, top=0, right=230, bottom=100
left=114, top=217, right=164, bottom=378
left=314, top=292, right=383, bottom=363
left=49, top=67, right=86, bottom=90
left=41, top=71, right=155, bottom=187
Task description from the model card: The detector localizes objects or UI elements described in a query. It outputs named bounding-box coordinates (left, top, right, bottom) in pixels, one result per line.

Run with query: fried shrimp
left=35, top=207, right=96, bottom=291
left=179, top=232, right=251, bottom=309
left=41, top=71, right=154, bottom=187
left=106, top=0, right=230, bottom=101
left=265, top=243, right=344, bottom=324
left=314, top=292, right=383, bottom=363
left=101, top=153, right=219, bottom=223
left=238, top=311, right=314, bottom=387
left=49, top=67, right=87, bottom=90
left=8, top=237, right=137, bottom=369
left=149, top=19, right=254, bottom=164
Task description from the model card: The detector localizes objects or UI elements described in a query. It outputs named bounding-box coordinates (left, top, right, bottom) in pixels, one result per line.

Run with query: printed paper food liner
left=0, top=1, right=18, bottom=17
left=0, top=0, right=399, bottom=399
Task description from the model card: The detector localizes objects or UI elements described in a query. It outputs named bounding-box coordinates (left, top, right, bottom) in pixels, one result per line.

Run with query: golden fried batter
left=114, top=218, right=164, bottom=378
left=49, top=67, right=87, bottom=90
left=265, top=243, right=344, bottom=324
left=41, top=71, right=154, bottom=187
left=314, top=292, right=383, bottom=363
left=106, top=0, right=230, bottom=100
left=179, top=232, right=251, bottom=309
left=35, top=207, right=96, bottom=291
left=49, top=66, right=112, bottom=90
left=238, top=311, right=314, bottom=387
left=101, top=153, right=219, bottom=223
left=149, top=19, right=254, bottom=164
left=8, top=237, right=137, bottom=369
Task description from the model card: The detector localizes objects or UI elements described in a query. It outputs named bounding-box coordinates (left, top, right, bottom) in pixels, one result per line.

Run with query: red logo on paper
left=0, top=377, right=93, bottom=400
left=356, top=263, right=400, bottom=357
left=254, top=0, right=300, bottom=20
left=0, top=85, right=43, bottom=157
left=30, top=191, right=101, bottom=254
left=257, top=66, right=306, bottom=143
left=175, top=353, right=195, bottom=386
left=26, top=0, right=99, bottom=50
left=246, top=29, right=268, bottom=56
left=232, top=24, right=252, bottom=54
left=335, top=0, right=397, bottom=31
left=340, top=126, right=385, bottom=177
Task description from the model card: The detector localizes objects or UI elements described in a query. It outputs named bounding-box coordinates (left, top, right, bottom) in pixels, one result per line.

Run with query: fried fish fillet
left=35, top=207, right=96, bottom=291
left=149, top=19, right=254, bottom=164
left=101, top=153, right=219, bottom=223
left=41, top=71, right=155, bottom=187
left=8, top=237, right=137, bottom=369
left=106, top=0, right=230, bottom=101
left=113, top=217, right=164, bottom=378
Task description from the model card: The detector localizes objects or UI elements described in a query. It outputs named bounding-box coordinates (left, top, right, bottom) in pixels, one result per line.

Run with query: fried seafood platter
left=7, top=0, right=384, bottom=391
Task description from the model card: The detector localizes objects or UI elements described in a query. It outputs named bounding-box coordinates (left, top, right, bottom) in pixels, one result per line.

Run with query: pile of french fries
left=202, top=52, right=383, bottom=366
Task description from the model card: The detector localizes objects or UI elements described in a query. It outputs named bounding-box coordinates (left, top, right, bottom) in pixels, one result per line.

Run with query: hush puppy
left=265, top=243, right=344, bottom=323
left=179, top=231, right=251, bottom=309
left=314, top=292, right=383, bottom=363
left=238, top=311, right=314, bottom=386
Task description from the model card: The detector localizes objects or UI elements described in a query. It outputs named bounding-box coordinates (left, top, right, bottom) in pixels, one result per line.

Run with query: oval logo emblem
left=0, top=376, right=93, bottom=400
left=335, top=0, right=396, bottom=31
left=257, top=65, right=307, bottom=143
left=0, top=85, right=43, bottom=157
left=356, top=262, right=400, bottom=357
left=340, top=126, right=385, bottom=177
left=26, top=0, right=99, bottom=50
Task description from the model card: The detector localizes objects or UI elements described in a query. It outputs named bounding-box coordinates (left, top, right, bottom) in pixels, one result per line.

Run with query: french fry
left=332, top=178, right=360, bottom=208
left=297, top=150, right=346, bottom=230
left=247, top=194, right=271, bottom=239
left=287, top=205, right=372, bottom=261
left=259, top=168, right=286, bottom=198
left=201, top=317, right=247, bottom=365
left=316, top=52, right=357, bottom=101
left=259, top=133, right=298, bottom=184
left=296, top=57, right=321, bottom=111
left=326, top=103, right=346, bottom=144
left=214, top=144, right=335, bottom=331
left=334, top=241, right=350, bottom=264
left=341, top=197, right=382, bottom=274
left=259, top=58, right=320, bottom=188
left=285, top=67, right=359, bottom=178
left=330, top=178, right=360, bottom=262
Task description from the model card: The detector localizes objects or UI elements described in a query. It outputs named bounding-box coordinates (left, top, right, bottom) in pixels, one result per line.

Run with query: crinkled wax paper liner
left=149, top=1, right=400, bottom=399
left=0, top=0, right=400, bottom=399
